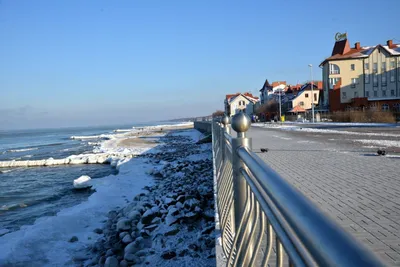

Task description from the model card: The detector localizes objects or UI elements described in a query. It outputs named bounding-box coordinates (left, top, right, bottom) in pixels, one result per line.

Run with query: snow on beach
left=0, top=121, right=215, bottom=266
left=253, top=122, right=400, bottom=137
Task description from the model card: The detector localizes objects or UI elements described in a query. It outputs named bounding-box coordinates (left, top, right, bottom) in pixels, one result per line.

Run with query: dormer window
left=239, top=100, right=245, bottom=106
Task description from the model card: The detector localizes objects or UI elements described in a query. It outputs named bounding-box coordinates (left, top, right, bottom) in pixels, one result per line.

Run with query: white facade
left=226, top=94, right=259, bottom=117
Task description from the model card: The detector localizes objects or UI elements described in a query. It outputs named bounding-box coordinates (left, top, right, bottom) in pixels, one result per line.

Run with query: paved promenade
left=248, top=125, right=400, bottom=266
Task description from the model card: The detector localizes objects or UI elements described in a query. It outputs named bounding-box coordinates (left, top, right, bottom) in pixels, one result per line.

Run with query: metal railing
left=212, top=112, right=384, bottom=267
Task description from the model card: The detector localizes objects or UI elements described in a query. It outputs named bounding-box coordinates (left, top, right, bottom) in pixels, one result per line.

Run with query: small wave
left=0, top=170, right=12, bottom=174
left=70, top=135, right=112, bottom=140
left=7, top=148, right=38, bottom=153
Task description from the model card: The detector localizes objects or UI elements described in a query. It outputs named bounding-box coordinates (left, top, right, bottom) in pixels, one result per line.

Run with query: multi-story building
left=320, top=35, right=400, bottom=111
left=224, top=92, right=260, bottom=117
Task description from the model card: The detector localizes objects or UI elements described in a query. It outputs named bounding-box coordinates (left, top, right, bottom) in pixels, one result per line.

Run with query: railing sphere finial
left=221, top=114, right=230, bottom=126
left=231, top=110, right=251, bottom=134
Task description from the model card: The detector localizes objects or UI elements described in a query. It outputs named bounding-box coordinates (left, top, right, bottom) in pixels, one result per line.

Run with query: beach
left=0, top=122, right=216, bottom=266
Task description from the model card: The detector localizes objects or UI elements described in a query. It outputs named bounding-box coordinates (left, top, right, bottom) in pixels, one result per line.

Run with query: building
left=286, top=83, right=321, bottom=112
left=225, top=92, right=260, bottom=117
left=320, top=34, right=400, bottom=111
left=259, top=79, right=273, bottom=104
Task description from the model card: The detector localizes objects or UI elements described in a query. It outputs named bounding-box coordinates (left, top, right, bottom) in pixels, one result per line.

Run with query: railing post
left=231, top=111, right=252, bottom=262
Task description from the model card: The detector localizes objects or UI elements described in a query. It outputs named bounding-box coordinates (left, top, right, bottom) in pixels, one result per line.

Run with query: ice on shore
left=73, top=175, right=92, bottom=189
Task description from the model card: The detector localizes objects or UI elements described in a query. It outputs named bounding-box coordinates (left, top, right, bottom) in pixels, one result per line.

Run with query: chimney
left=355, top=42, right=360, bottom=50
left=387, top=40, right=393, bottom=48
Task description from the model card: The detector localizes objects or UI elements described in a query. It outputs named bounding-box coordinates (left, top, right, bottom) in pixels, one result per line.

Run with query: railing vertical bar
left=261, top=222, right=273, bottom=267
left=249, top=209, right=266, bottom=267
left=276, top=237, right=284, bottom=267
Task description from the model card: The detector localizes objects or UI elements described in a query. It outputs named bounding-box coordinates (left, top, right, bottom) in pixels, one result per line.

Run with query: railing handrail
left=237, top=146, right=383, bottom=267
left=212, top=113, right=385, bottom=266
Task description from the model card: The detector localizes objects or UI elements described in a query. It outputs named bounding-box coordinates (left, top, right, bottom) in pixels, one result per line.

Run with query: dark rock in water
left=161, top=250, right=177, bottom=259
left=98, top=256, right=106, bottom=265
left=73, top=253, right=89, bottom=262
left=105, top=249, right=114, bottom=257
left=140, top=229, right=151, bottom=238
left=69, top=236, right=78, bottom=243
left=94, top=228, right=103, bottom=234
left=144, top=224, right=158, bottom=232
left=188, top=243, right=199, bottom=251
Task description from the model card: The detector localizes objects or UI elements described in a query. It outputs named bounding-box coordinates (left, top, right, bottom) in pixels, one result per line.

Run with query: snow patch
left=73, top=175, right=92, bottom=189
left=354, top=139, right=400, bottom=148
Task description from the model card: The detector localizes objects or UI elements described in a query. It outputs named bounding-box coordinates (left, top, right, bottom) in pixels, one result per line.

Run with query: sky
left=1, top=0, right=399, bottom=129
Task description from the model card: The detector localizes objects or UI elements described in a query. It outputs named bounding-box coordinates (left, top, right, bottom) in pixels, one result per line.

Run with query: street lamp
left=308, top=64, right=315, bottom=123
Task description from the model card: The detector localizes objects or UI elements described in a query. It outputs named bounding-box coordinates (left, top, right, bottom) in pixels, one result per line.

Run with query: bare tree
left=212, top=110, right=225, bottom=118
left=255, top=100, right=279, bottom=114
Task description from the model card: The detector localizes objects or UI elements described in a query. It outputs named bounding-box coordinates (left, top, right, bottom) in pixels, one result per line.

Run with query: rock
left=106, top=249, right=114, bottom=257
left=94, top=228, right=103, bottom=234
left=127, top=210, right=141, bottom=221
left=164, top=226, right=180, bottom=236
left=151, top=206, right=160, bottom=214
left=178, top=249, right=189, bottom=257
left=161, top=250, right=177, bottom=260
left=122, top=234, right=133, bottom=244
left=119, top=232, right=129, bottom=239
left=184, top=198, right=200, bottom=210
left=73, top=253, right=89, bottom=262
left=117, top=218, right=132, bottom=231
left=98, top=256, right=106, bottom=265
left=167, top=207, right=179, bottom=216
left=144, top=224, right=158, bottom=232
left=183, top=211, right=199, bottom=223
left=120, top=260, right=129, bottom=267
left=202, top=209, right=214, bottom=221
left=69, top=236, right=78, bottom=243
left=201, top=225, right=214, bottom=235
left=104, top=256, right=119, bottom=267
left=141, top=209, right=157, bottom=225
left=140, top=229, right=151, bottom=238
left=165, top=214, right=178, bottom=226
left=125, top=253, right=140, bottom=264
left=135, top=249, right=148, bottom=257
left=124, top=237, right=145, bottom=254
left=164, top=197, right=176, bottom=205
left=175, top=202, right=183, bottom=209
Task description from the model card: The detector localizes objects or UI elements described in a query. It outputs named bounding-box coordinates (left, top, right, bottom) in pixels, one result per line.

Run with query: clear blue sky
left=1, top=0, right=399, bottom=129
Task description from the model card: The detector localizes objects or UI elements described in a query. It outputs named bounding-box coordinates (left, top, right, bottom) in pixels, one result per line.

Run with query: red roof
left=271, top=81, right=287, bottom=88
left=289, top=105, right=306, bottom=113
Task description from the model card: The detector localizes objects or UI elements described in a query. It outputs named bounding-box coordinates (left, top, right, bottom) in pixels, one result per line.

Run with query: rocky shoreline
left=79, top=131, right=215, bottom=266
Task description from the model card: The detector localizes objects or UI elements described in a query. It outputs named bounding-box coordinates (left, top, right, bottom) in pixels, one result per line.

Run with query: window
left=382, top=90, right=387, bottom=97
left=351, top=64, right=355, bottom=71
left=382, top=104, right=389, bottom=111
left=373, top=75, right=378, bottom=87
left=305, top=93, right=309, bottom=98
left=390, top=61, right=396, bottom=68
left=365, top=73, right=370, bottom=84
left=351, top=78, right=358, bottom=88
left=373, top=63, right=378, bottom=73
left=342, top=92, right=347, bottom=99
left=354, top=92, right=358, bottom=98
left=329, top=77, right=341, bottom=89
left=391, top=90, right=395, bottom=96
left=364, top=63, right=369, bottom=70
left=299, top=101, right=304, bottom=106
left=382, top=75, right=387, bottom=86
left=329, top=64, right=340, bottom=74
left=374, top=91, right=378, bottom=97
left=314, top=93, right=317, bottom=101
left=366, top=91, right=369, bottom=97
left=382, top=62, right=386, bottom=72
left=391, top=71, right=395, bottom=82
left=238, top=100, right=246, bottom=106
left=394, top=103, right=400, bottom=112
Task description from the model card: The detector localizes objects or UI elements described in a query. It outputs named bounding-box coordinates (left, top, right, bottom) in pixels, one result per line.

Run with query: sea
left=0, top=122, right=172, bottom=235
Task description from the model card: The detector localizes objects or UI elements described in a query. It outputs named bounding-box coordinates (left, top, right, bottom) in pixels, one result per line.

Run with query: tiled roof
left=272, top=81, right=287, bottom=88
left=289, top=105, right=306, bottom=113
left=320, top=38, right=400, bottom=66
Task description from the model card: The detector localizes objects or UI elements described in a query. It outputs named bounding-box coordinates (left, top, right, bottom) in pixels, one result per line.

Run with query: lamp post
left=308, top=64, right=315, bottom=123
left=278, top=89, right=282, bottom=122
